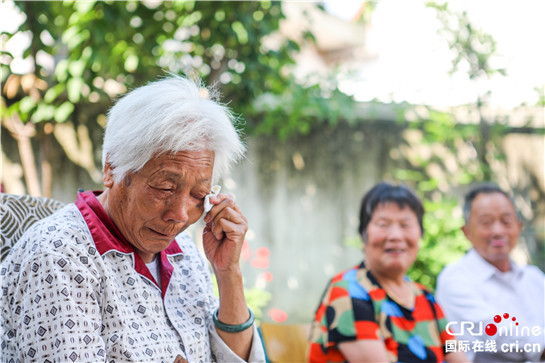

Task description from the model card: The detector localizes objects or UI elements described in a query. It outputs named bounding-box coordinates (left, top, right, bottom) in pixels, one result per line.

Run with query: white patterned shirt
left=1, top=191, right=265, bottom=363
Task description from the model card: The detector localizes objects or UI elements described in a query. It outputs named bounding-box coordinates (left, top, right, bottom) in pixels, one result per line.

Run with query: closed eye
left=480, top=220, right=492, bottom=227
left=150, top=186, right=174, bottom=193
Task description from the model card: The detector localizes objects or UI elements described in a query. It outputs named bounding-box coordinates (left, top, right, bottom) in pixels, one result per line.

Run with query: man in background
left=437, top=183, right=545, bottom=362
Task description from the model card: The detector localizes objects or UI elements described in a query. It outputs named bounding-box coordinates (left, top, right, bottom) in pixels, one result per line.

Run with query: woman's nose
left=386, top=224, right=404, bottom=240
left=163, top=195, right=189, bottom=223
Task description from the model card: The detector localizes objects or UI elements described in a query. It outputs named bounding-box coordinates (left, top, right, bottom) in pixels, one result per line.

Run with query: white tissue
left=204, top=185, right=221, bottom=213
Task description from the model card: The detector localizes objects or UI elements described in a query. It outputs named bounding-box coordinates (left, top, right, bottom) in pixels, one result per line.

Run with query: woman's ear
left=103, top=162, right=114, bottom=188
left=360, top=232, right=367, bottom=249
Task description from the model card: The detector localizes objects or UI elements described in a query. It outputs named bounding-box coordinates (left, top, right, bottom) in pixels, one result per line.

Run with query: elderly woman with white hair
left=1, top=76, right=265, bottom=362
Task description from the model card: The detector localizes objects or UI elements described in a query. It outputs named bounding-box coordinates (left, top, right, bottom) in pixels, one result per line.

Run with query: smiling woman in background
left=308, top=182, right=468, bottom=363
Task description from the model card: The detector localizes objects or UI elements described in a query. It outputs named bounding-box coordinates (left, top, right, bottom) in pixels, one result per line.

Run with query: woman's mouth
left=384, top=248, right=405, bottom=254
left=147, top=227, right=171, bottom=239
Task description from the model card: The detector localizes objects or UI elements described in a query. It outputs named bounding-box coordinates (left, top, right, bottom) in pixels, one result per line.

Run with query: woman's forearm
left=214, top=267, right=254, bottom=361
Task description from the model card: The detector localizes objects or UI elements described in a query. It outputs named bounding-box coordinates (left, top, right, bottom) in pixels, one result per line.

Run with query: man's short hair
left=463, top=183, right=520, bottom=224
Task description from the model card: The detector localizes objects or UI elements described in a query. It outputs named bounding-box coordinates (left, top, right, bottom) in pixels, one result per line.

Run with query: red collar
left=76, top=191, right=182, bottom=297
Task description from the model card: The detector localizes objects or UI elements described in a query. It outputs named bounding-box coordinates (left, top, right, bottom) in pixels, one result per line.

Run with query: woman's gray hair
left=101, top=75, right=245, bottom=184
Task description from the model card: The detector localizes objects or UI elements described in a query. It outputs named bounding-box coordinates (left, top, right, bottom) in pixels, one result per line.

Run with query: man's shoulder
left=519, top=264, right=545, bottom=280
left=438, top=251, right=476, bottom=282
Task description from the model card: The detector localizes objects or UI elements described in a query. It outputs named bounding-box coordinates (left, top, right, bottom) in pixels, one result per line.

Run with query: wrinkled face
left=463, top=192, right=521, bottom=268
left=364, top=202, right=421, bottom=277
left=102, top=150, right=214, bottom=262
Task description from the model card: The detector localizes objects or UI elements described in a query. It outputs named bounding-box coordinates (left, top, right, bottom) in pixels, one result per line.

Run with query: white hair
left=101, top=75, right=245, bottom=184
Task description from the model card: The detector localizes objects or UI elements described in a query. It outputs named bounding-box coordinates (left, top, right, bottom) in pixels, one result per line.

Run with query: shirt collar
left=76, top=191, right=183, bottom=297
left=466, top=248, right=522, bottom=282
left=76, top=190, right=182, bottom=256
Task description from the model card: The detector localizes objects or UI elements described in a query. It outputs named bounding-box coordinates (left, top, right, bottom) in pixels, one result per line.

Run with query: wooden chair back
left=260, top=323, right=311, bottom=363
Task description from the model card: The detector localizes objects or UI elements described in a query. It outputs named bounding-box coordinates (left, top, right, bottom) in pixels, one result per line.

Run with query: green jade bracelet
left=213, top=308, right=255, bottom=333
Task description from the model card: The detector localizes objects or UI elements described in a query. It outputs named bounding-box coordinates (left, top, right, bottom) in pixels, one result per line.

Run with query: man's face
left=462, top=192, right=522, bottom=269
left=103, top=150, right=214, bottom=262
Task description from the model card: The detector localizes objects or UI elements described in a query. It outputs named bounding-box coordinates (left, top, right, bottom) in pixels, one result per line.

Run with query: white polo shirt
left=436, top=249, right=545, bottom=362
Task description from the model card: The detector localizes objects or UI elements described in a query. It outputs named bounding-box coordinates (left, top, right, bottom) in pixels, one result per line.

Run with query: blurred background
left=1, top=0, right=544, bottom=324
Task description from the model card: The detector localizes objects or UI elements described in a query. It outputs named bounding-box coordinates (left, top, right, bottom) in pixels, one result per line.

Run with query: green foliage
left=535, top=85, right=545, bottom=107
left=408, top=198, right=471, bottom=290
left=427, top=2, right=505, bottom=80
left=158, top=1, right=301, bottom=128
left=251, top=80, right=359, bottom=139
left=2, top=1, right=360, bottom=143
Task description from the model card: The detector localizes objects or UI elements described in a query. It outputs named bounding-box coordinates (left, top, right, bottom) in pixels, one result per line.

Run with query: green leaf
left=81, top=46, right=93, bottom=61
left=124, top=53, right=139, bottom=72
left=61, top=26, right=79, bottom=45
left=31, top=104, right=56, bottom=123
left=54, top=101, right=74, bottom=123
left=19, top=96, right=36, bottom=113
left=75, top=0, right=96, bottom=14
left=44, top=83, right=66, bottom=103
left=68, top=60, right=86, bottom=77
left=55, top=59, right=69, bottom=82
left=232, top=21, right=248, bottom=44
left=67, top=77, right=84, bottom=103
left=63, top=26, right=89, bottom=50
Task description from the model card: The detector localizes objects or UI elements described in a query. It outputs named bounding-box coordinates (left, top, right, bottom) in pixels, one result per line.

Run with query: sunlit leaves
left=18, top=96, right=35, bottom=113
left=31, top=103, right=55, bottom=123
left=427, top=3, right=504, bottom=81
left=66, top=77, right=83, bottom=102
left=408, top=197, right=470, bottom=289
left=68, top=59, right=85, bottom=78
left=3, top=1, right=357, bottom=161
left=54, top=101, right=74, bottom=123
left=74, top=0, right=96, bottom=15
left=62, top=26, right=90, bottom=50
left=231, top=21, right=248, bottom=44
left=124, top=54, right=139, bottom=73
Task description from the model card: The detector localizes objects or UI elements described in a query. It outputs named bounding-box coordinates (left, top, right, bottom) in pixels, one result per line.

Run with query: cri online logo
left=445, top=312, right=539, bottom=337
left=485, top=313, right=518, bottom=336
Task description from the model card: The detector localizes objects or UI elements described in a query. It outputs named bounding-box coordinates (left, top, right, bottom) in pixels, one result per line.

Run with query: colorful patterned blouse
left=308, top=262, right=454, bottom=363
